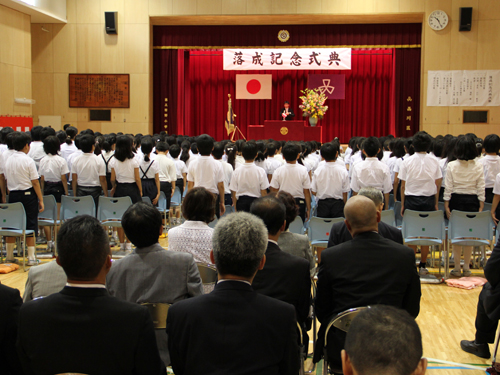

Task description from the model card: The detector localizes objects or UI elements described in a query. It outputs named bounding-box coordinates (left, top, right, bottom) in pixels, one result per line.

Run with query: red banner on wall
left=0, top=116, right=33, bottom=132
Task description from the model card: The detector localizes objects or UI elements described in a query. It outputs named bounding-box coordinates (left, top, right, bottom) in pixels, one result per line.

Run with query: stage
left=247, top=120, right=322, bottom=142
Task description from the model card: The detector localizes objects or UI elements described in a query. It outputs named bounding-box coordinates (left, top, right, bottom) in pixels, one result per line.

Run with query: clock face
left=428, top=10, right=449, bottom=31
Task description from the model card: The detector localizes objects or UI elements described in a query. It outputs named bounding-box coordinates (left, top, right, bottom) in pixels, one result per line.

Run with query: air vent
left=463, top=110, right=488, bottom=124
left=89, top=109, right=111, bottom=122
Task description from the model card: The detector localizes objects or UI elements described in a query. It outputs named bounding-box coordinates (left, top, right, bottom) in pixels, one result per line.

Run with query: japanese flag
left=236, top=74, right=272, bottom=99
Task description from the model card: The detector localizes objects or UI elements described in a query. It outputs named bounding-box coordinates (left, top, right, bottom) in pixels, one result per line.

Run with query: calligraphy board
left=69, top=74, right=130, bottom=108
left=223, top=49, right=351, bottom=71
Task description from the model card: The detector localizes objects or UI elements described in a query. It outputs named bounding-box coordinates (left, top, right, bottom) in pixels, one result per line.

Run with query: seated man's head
left=358, top=187, right=384, bottom=214
left=56, top=215, right=111, bottom=282
left=342, top=305, right=426, bottom=375
left=122, top=202, right=162, bottom=248
left=182, top=187, right=216, bottom=223
left=211, top=212, right=268, bottom=281
left=250, top=196, right=286, bottom=238
left=344, top=195, right=380, bottom=237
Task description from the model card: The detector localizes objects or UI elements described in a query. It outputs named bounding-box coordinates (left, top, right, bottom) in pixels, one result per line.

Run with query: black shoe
left=460, top=340, right=491, bottom=359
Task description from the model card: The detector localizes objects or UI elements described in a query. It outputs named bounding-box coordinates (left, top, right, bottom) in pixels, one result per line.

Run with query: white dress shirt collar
left=66, top=283, right=106, bottom=289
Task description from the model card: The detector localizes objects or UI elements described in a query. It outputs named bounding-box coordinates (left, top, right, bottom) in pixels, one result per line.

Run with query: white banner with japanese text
left=223, top=48, right=351, bottom=71
left=427, top=70, right=500, bottom=106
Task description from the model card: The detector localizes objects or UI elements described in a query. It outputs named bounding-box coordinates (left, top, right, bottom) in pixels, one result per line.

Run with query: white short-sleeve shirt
left=66, top=150, right=83, bottom=182
left=71, top=153, right=106, bottom=187
left=493, top=173, right=500, bottom=195
left=187, top=156, right=225, bottom=194
left=4, top=151, right=39, bottom=191
left=27, top=141, right=46, bottom=170
left=155, top=154, right=177, bottom=183
left=311, top=162, right=350, bottom=200
left=444, top=159, right=486, bottom=202
left=398, top=153, right=442, bottom=197
left=138, top=158, right=160, bottom=180
left=110, top=157, right=139, bottom=184
left=39, top=154, right=69, bottom=183
left=174, top=158, right=188, bottom=179
left=229, top=162, right=270, bottom=198
left=218, top=159, right=233, bottom=195
left=270, top=163, right=311, bottom=199
left=480, top=155, right=500, bottom=189
left=60, top=142, right=78, bottom=161
left=265, top=157, right=283, bottom=176
left=350, top=157, right=392, bottom=194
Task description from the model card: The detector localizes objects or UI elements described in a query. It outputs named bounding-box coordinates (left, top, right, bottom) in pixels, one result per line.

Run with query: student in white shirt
left=170, top=144, right=187, bottom=193
left=100, top=134, right=116, bottom=189
left=444, top=136, right=486, bottom=277
left=392, top=138, right=412, bottom=201
left=490, top=173, right=500, bottom=225
left=229, top=142, right=269, bottom=213
left=0, top=127, right=13, bottom=155
left=139, top=137, right=160, bottom=205
left=60, top=126, right=78, bottom=161
left=212, top=142, right=233, bottom=206
left=265, top=141, right=283, bottom=182
left=27, top=126, right=45, bottom=170
left=311, top=142, right=349, bottom=218
left=224, top=142, right=238, bottom=171
left=479, top=134, right=500, bottom=203
left=254, top=141, right=268, bottom=170
left=155, top=142, right=177, bottom=209
left=270, top=142, right=311, bottom=223
left=4, top=132, right=44, bottom=265
left=0, top=132, right=16, bottom=203
left=66, top=134, right=84, bottom=190
left=187, top=134, right=225, bottom=218
left=71, top=134, right=108, bottom=211
left=110, top=135, right=142, bottom=251
left=351, top=137, right=392, bottom=209
left=399, top=132, right=442, bottom=276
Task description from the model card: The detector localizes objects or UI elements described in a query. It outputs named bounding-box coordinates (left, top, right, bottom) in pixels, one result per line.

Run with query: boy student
left=479, top=134, right=500, bottom=203
left=71, top=134, right=108, bottom=209
left=229, top=141, right=269, bottom=213
left=27, top=126, right=45, bottom=170
left=212, top=142, right=234, bottom=206
left=4, top=132, right=44, bottom=265
left=311, top=142, right=349, bottom=218
left=169, top=144, right=187, bottom=193
left=187, top=134, right=225, bottom=218
left=155, top=141, right=177, bottom=211
left=265, top=141, right=284, bottom=182
left=270, top=142, right=311, bottom=223
left=399, top=131, right=442, bottom=276
left=350, top=137, right=392, bottom=209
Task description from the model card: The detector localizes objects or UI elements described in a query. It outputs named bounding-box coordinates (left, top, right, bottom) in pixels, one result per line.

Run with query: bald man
left=313, top=195, right=421, bottom=373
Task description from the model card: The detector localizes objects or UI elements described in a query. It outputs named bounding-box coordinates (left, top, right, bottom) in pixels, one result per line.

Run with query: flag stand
left=225, top=94, right=246, bottom=141
left=230, top=126, right=246, bottom=141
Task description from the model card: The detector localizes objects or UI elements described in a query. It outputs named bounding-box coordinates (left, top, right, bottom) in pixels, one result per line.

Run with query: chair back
left=171, top=186, right=182, bottom=206
left=97, top=196, right=133, bottom=223
left=289, top=216, right=304, bottom=235
left=0, top=203, right=26, bottom=231
left=449, top=210, right=494, bottom=245
left=222, top=205, right=234, bottom=217
left=141, top=303, right=171, bottom=329
left=208, top=217, right=218, bottom=229
left=394, top=201, right=403, bottom=227
left=438, top=201, right=449, bottom=226
left=308, top=216, right=343, bottom=242
left=142, top=196, right=152, bottom=205
left=402, top=210, right=445, bottom=242
left=388, top=194, right=395, bottom=210
left=60, top=196, right=95, bottom=220
left=324, top=307, right=368, bottom=345
left=380, top=209, right=396, bottom=227
left=157, top=191, right=167, bottom=212
left=38, top=195, right=58, bottom=222
left=196, top=263, right=218, bottom=285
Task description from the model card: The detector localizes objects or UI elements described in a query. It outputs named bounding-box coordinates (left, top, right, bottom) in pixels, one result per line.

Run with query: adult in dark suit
left=280, top=101, right=295, bottom=121
left=250, top=196, right=312, bottom=341
left=0, top=283, right=23, bottom=375
left=167, top=212, right=299, bottom=375
left=314, top=195, right=421, bottom=371
left=17, top=215, right=164, bottom=375
left=460, top=236, right=500, bottom=359
left=327, top=187, right=403, bottom=247
left=107, top=202, right=203, bottom=366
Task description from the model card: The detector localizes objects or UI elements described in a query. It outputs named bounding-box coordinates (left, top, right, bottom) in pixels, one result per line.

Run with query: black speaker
left=459, top=7, right=472, bottom=31
left=105, top=12, right=117, bottom=35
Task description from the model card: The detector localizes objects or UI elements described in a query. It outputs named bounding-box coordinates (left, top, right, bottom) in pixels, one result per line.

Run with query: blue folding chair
left=308, top=216, right=344, bottom=249
left=222, top=205, right=234, bottom=218
left=208, top=217, right=218, bottom=229
left=394, top=201, right=403, bottom=227
left=142, top=196, right=152, bottom=205
left=171, top=187, right=182, bottom=208
left=38, top=195, right=60, bottom=251
left=157, top=191, right=168, bottom=224
left=448, top=210, right=494, bottom=271
left=289, top=216, right=304, bottom=235
left=0, top=202, right=36, bottom=271
left=401, top=210, right=446, bottom=276
left=380, top=209, right=396, bottom=227
left=60, top=195, right=96, bottom=221
left=389, top=194, right=395, bottom=210
left=97, top=197, right=133, bottom=228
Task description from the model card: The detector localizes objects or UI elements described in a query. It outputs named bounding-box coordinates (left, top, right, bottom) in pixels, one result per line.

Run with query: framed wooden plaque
left=69, top=74, right=130, bottom=108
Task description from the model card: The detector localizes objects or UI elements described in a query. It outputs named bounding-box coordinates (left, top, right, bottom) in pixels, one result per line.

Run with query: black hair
left=5, top=132, right=16, bottom=150
left=79, top=134, right=95, bottom=153
left=166, top=136, right=176, bottom=146
left=412, top=131, right=432, bottom=153
left=94, top=135, right=105, bottom=155
left=169, top=144, right=181, bottom=159
left=30, top=125, right=43, bottom=141
left=362, top=137, right=381, bottom=157
left=383, top=138, right=391, bottom=151
left=282, top=142, right=301, bottom=162
left=274, top=191, right=299, bottom=231
left=43, top=136, right=61, bottom=155
left=102, top=134, right=116, bottom=153
left=155, top=141, right=169, bottom=153
left=56, top=131, right=66, bottom=145
left=483, top=134, right=500, bottom=154
left=321, top=142, right=339, bottom=161
left=404, top=137, right=414, bottom=156
left=12, top=132, right=31, bottom=151
left=196, top=134, right=214, bottom=156
left=212, top=142, right=225, bottom=160
left=455, top=135, right=478, bottom=161
left=41, top=126, right=56, bottom=141
left=242, top=141, right=258, bottom=161
left=65, top=126, right=78, bottom=145
left=57, top=215, right=110, bottom=280
left=63, top=124, right=70, bottom=131
left=141, top=137, right=153, bottom=162
left=432, top=138, right=444, bottom=158
left=180, top=140, right=191, bottom=164
left=443, top=136, right=458, bottom=162
left=225, top=142, right=237, bottom=169
left=122, top=202, right=162, bottom=248
left=250, top=196, right=286, bottom=236
left=0, top=127, right=14, bottom=145
left=266, top=141, right=277, bottom=158
left=390, top=138, right=406, bottom=158
left=255, top=140, right=266, bottom=162
left=182, top=187, right=215, bottom=223
left=133, top=134, right=142, bottom=151
left=114, top=135, right=135, bottom=162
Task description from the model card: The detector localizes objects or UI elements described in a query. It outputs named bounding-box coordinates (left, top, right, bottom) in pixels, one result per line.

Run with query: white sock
left=6, top=243, right=15, bottom=260
left=126, top=242, right=132, bottom=250
left=28, top=246, right=36, bottom=261
left=452, top=246, right=462, bottom=271
left=120, top=243, right=125, bottom=250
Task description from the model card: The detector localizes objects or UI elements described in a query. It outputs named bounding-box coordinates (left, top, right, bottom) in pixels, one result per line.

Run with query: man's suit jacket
left=0, top=284, right=23, bottom=375
left=167, top=280, right=299, bottom=375
left=314, top=231, right=421, bottom=363
left=327, top=220, right=403, bottom=248
left=280, top=108, right=295, bottom=121
left=17, top=286, right=164, bottom=375
left=252, top=241, right=311, bottom=326
left=106, top=242, right=203, bottom=366
left=23, top=259, right=67, bottom=302
left=482, top=237, right=500, bottom=321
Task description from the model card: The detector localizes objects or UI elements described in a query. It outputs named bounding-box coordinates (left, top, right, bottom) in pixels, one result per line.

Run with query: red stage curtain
left=153, top=49, right=178, bottom=135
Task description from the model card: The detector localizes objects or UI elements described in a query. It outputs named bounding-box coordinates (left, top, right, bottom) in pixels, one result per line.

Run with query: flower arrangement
left=299, top=88, right=328, bottom=119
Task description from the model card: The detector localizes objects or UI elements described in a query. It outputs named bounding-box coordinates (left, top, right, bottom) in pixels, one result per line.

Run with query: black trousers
left=9, top=188, right=38, bottom=236
left=317, top=198, right=344, bottom=218
left=224, top=193, right=232, bottom=206
left=77, top=185, right=103, bottom=214
left=159, top=181, right=172, bottom=209
left=475, top=287, right=499, bottom=344
left=236, top=195, right=257, bottom=213
left=485, top=187, right=494, bottom=204
left=295, top=198, right=306, bottom=223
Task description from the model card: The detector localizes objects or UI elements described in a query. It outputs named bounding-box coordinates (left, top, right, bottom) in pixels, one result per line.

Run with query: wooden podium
left=247, top=120, right=322, bottom=142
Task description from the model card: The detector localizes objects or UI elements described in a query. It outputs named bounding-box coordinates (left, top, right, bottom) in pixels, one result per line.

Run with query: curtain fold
left=153, top=49, right=178, bottom=135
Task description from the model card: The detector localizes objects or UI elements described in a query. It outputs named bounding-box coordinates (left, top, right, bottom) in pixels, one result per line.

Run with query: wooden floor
left=1, top=238, right=497, bottom=375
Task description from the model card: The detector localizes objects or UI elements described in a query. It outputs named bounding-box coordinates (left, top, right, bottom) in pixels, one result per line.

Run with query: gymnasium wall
left=21, top=0, right=500, bottom=138
left=0, top=5, right=32, bottom=118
